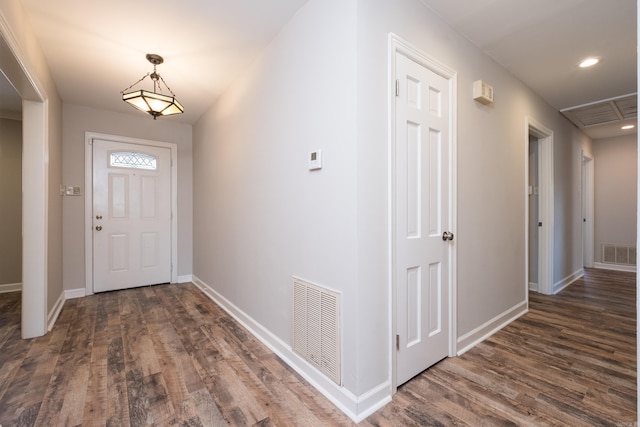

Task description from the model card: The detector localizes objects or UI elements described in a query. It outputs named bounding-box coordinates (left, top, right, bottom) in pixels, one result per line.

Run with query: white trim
left=0, top=283, right=22, bottom=293
left=528, top=282, right=539, bottom=292
left=47, top=291, right=65, bottom=331
left=594, top=262, right=637, bottom=273
left=456, top=300, right=528, bottom=355
left=388, top=33, right=458, bottom=391
left=192, top=275, right=391, bottom=422
left=46, top=289, right=86, bottom=332
left=526, top=117, right=554, bottom=295
left=64, top=288, right=86, bottom=299
left=177, top=274, right=193, bottom=283
left=84, top=132, right=179, bottom=295
left=22, top=99, right=48, bottom=338
left=553, top=268, right=584, bottom=294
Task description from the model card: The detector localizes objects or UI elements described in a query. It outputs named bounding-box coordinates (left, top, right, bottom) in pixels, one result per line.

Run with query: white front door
left=92, top=139, right=172, bottom=292
left=395, top=51, right=452, bottom=386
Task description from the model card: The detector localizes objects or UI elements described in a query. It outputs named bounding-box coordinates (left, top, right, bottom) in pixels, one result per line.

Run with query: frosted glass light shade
left=122, top=89, right=184, bottom=118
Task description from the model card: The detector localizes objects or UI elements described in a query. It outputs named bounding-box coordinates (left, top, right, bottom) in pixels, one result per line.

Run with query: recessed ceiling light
left=621, top=124, right=635, bottom=130
left=579, top=57, right=599, bottom=68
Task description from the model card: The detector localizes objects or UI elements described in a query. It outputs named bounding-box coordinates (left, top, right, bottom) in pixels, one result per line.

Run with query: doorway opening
left=582, top=152, right=594, bottom=268
left=0, top=28, right=48, bottom=339
left=528, top=135, right=540, bottom=291
left=526, top=117, right=554, bottom=295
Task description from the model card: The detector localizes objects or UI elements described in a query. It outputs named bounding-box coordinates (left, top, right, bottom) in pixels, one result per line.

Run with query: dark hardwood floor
left=0, top=268, right=636, bottom=426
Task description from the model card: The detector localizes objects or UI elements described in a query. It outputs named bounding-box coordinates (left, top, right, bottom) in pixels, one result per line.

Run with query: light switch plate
left=66, top=186, right=82, bottom=196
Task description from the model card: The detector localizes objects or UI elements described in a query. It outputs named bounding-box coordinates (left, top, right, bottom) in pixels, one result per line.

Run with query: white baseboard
left=46, top=289, right=86, bottom=332
left=191, top=275, right=391, bottom=423
left=48, top=291, right=65, bottom=332
left=528, top=281, right=538, bottom=292
left=553, top=269, right=584, bottom=294
left=456, top=300, right=528, bottom=355
left=594, top=262, right=637, bottom=273
left=65, top=288, right=86, bottom=299
left=177, top=274, right=193, bottom=283
left=0, top=282, right=21, bottom=293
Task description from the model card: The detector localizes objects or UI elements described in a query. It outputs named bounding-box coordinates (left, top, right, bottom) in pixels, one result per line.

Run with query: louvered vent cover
left=560, top=94, right=637, bottom=128
left=602, top=243, right=637, bottom=266
left=292, top=277, right=341, bottom=385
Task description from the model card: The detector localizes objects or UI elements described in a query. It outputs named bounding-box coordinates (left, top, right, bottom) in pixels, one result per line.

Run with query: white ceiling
left=7, top=0, right=310, bottom=124
left=1, top=0, right=637, bottom=139
left=420, top=0, right=637, bottom=139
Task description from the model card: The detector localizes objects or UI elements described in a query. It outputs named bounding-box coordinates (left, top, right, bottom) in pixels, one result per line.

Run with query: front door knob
left=442, top=231, right=454, bottom=241
left=95, top=225, right=102, bottom=231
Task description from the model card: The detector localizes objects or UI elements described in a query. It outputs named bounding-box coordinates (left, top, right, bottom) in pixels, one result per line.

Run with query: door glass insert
left=109, top=151, right=158, bottom=170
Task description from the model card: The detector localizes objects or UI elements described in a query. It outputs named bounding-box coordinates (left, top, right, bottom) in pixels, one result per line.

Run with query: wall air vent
left=602, top=243, right=636, bottom=266
left=292, top=277, right=341, bottom=385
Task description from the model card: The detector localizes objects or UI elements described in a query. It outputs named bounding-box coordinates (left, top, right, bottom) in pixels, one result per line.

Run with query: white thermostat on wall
left=473, top=80, right=494, bottom=105
left=309, top=150, right=322, bottom=170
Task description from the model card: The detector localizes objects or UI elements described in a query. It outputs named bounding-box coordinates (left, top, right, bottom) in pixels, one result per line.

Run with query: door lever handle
left=442, top=231, right=454, bottom=241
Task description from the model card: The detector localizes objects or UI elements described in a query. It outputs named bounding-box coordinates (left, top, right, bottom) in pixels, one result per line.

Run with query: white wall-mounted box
left=473, top=80, right=494, bottom=105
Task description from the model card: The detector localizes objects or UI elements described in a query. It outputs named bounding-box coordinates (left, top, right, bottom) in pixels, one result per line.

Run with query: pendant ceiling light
left=122, top=53, right=184, bottom=119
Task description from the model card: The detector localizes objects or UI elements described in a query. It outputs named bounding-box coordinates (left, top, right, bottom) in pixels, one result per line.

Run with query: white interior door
left=92, top=139, right=171, bottom=292
left=395, top=52, right=452, bottom=385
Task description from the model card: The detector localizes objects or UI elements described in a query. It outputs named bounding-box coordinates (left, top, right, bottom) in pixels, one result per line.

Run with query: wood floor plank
left=0, top=268, right=635, bottom=426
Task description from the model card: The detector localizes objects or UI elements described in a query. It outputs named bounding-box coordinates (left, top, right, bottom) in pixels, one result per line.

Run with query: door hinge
left=396, top=334, right=400, bottom=350
left=395, top=79, right=400, bottom=97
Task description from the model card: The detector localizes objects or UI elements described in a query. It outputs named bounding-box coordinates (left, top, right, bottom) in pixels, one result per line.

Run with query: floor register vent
left=602, top=243, right=636, bottom=266
left=292, top=277, right=341, bottom=386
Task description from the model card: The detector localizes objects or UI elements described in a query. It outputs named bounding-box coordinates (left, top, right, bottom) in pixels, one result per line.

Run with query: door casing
left=525, top=117, right=554, bottom=295
left=85, top=132, right=178, bottom=295
left=388, top=33, right=457, bottom=391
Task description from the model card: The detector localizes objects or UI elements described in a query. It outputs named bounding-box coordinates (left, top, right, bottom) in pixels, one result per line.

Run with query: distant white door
left=395, top=52, right=452, bottom=385
left=92, top=139, right=171, bottom=292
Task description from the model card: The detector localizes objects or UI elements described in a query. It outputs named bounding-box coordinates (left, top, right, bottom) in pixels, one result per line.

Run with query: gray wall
left=593, top=133, right=637, bottom=262
left=0, top=118, right=21, bottom=285
left=192, top=0, right=592, bottom=415
left=62, top=104, right=193, bottom=291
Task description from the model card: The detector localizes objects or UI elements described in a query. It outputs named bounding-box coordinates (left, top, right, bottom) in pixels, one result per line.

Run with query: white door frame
left=525, top=117, right=554, bottom=295
left=389, top=33, right=457, bottom=391
left=581, top=152, right=594, bottom=268
left=0, top=17, right=49, bottom=339
left=84, top=132, right=178, bottom=295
